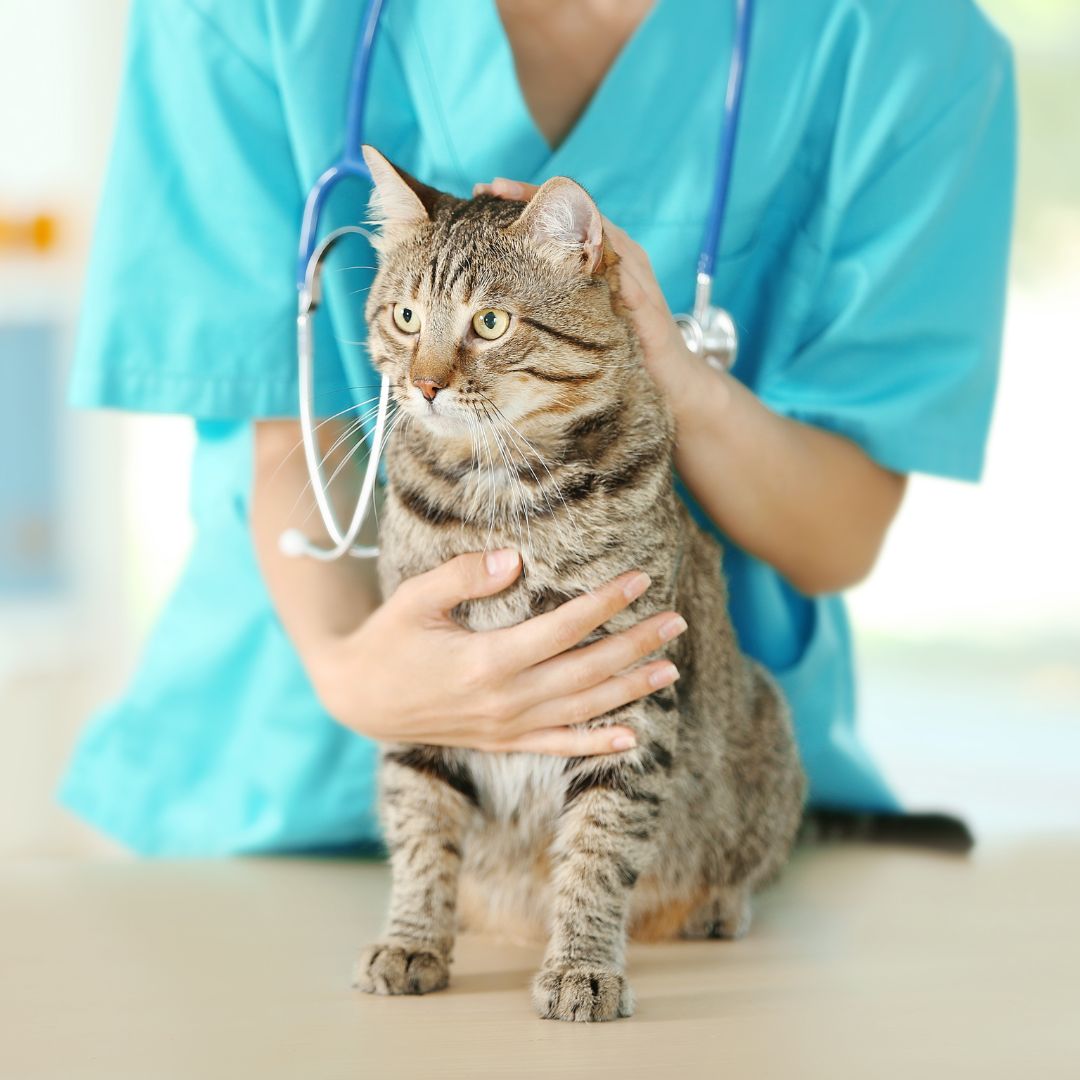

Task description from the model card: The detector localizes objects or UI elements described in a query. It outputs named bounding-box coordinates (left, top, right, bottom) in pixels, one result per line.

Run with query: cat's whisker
left=484, top=404, right=540, bottom=559
left=287, top=400, right=393, bottom=519
left=266, top=391, right=388, bottom=487
left=482, top=402, right=532, bottom=559
left=287, top=415, right=369, bottom=521
left=369, top=410, right=408, bottom=536
left=296, top=403, right=399, bottom=529
left=375, top=408, right=413, bottom=535
left=465, top=410, right=486, bottom=532
left=486, top=407, right=560, bottom=524
left=476, top=407, right=499, bottom=554
left=482, top=396, right=585, bottom=552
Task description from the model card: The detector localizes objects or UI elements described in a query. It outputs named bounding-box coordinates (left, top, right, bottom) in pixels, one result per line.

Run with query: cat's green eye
left=392, top=303, right=420, bottom=334
left=472, top=308, right=510, bottom=341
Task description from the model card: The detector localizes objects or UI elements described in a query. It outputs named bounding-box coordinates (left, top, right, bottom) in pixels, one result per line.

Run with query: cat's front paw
left=352, top=942, right=450, bottom=996
left=532, top=966, right=634, bottom=1022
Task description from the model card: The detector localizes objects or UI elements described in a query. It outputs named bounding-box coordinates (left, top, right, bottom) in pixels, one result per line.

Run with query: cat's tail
left=798, top=808, right=975, bottom=854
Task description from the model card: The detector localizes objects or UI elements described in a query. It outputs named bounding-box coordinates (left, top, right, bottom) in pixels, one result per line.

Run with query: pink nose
left=413, top=378, right=444, bottom=402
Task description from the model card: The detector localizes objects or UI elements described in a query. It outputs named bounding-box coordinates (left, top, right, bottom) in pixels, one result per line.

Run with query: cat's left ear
left=506, top=177, right=604, bottom=274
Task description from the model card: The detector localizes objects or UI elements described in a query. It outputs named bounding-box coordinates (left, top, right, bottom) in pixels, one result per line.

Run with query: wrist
left=666, top=346, right=735, bottom=437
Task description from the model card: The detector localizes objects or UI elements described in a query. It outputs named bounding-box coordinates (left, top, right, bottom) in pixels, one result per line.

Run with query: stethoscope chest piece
left=675, top=270, right=740, bottom=373
left=675, top=303, right=739, bottom=373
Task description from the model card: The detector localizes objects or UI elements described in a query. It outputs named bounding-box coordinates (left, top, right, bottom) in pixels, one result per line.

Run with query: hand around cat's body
left=309, top=548, right=685, bottom=758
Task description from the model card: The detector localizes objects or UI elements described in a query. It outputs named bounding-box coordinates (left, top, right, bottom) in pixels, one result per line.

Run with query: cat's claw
left=532, top=966, right=634, bottom=1022
left=352, top=942, right=450, bottom=995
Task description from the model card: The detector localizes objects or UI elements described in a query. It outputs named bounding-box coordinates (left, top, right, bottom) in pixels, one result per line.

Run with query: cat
left=351, top=145, right=805, bottom=1022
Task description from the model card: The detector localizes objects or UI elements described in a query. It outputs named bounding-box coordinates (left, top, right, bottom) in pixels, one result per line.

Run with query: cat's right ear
left=361, top=145, right=441, bottom=245
left=505, top=177, right=604, bottom=275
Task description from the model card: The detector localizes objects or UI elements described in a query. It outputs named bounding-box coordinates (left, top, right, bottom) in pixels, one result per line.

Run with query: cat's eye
left=392, top=303, right=420, bottom=334
left=472, top=308, right=510, bottom=341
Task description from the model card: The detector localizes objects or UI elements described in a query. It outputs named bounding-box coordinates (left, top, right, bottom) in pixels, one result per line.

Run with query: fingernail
left=649, top=663, right=679, bottom=689
left=622, top=572, right=651, bottom=601
left=496, top=179, right=524, bottom=198
left=659, top=615, right=687, bottom=642
left=473, top=183, right=490, bottom=196
left=611, top=734, right=637, bottom=751
left=485, top=548, right=519, bottom=576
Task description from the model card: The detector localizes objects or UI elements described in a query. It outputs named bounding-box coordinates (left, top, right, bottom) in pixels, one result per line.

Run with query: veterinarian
left=60, top=0, right=1015, bottom=854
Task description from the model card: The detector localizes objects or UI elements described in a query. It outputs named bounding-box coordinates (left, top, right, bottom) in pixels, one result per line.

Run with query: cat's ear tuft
left=507, top=177, right=604, bottom=274
left=362, top=145, right=442, bottom=244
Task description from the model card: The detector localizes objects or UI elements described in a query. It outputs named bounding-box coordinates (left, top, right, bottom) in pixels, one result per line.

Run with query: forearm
left=670, top=363, right=907, bottom=596
left=250, top=419, right=382, bottom=668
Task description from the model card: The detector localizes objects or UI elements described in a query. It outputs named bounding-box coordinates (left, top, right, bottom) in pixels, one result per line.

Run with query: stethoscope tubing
left=698, top=0, right=753, bottom=283
left=281, top=225, right=389, bottom=560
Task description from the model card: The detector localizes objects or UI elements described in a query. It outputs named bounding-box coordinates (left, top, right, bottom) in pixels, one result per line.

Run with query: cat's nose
left=413, top=377, right=445, bottom=402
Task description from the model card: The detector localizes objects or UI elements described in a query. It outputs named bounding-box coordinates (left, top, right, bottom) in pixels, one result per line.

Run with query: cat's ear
left=506, top=177, right=604, bottom=274
left=361, top=145, right=442, bottom=244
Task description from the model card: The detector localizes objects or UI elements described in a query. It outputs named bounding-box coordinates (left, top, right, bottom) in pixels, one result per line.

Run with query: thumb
left=407, top=549, right=521, bottom=615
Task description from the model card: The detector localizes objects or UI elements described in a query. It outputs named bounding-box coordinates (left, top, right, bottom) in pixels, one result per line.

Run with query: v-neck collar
left=406, top=0, right=698, bottom=194
left=489, top=0, right=665, bottom=168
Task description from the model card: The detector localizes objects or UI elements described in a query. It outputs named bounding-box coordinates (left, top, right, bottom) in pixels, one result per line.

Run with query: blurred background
left=1, top=0, right=1077, bottom=859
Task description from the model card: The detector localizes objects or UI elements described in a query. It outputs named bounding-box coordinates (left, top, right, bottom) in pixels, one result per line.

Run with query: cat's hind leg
left=679, top=884, right=752, bottom=940
left=353, top=748, right=476, bottom=996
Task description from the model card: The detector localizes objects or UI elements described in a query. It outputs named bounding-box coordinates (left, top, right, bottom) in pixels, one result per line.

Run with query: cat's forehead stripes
left=417, top=195, right=531, bottom=305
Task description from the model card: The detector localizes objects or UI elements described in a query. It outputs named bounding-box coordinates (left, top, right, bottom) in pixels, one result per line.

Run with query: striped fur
left=352, top=160, right=805, bottom=1021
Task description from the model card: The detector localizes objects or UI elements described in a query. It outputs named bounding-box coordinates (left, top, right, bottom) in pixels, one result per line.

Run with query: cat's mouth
left=403, top=387, right=473, bottom=435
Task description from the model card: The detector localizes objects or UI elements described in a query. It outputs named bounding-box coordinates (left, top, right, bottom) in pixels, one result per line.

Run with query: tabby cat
left=351, top=146, right=805, bottom=1022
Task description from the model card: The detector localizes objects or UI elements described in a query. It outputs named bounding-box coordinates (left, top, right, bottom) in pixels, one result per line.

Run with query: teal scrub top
left=60, top=0, right=1016, bottom=855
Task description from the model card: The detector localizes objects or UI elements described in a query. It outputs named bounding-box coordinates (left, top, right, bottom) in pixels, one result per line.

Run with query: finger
left=601, top=217, right=634, bottom=253
left=511, top=659, right=680, bottom=735
left=508, top=610, right=687, bottom=713
left=488, top=724, right=639, bottom=758
left=615, top=258, right=651, bottom=310
left=600, top=219, right=648, bottom=266
left=605, top=228, right=672, bottom=312
left=485, top=178, right=541, bottom=202
left=399, top=549, right=521, bottom=617
left=493, top=570, right=651, bottom=669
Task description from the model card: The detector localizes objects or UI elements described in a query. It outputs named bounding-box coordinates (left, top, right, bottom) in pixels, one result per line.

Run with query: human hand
left=473, top=177, right=726, bottom=423
left=310, top=549, right=685, bottom=756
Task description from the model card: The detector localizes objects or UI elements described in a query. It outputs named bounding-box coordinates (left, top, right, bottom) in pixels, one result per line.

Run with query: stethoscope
left=281, top=0, right=753, bottom=561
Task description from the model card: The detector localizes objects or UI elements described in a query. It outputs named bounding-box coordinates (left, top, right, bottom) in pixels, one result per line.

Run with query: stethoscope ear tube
left=280, top=227, right=388, bottom=561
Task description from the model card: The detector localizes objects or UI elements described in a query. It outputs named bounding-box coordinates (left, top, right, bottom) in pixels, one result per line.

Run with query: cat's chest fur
left=379, top=419, right=679, bottom=617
